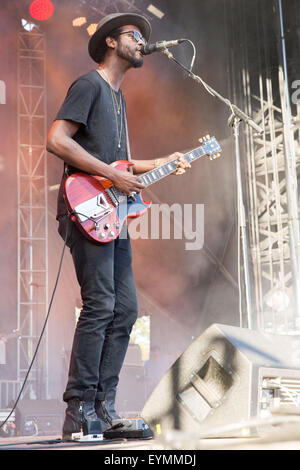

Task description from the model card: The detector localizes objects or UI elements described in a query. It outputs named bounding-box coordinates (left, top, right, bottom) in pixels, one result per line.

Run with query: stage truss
left=17, top=30, right=49, bottom=399
left=226, top=0, right=300, bottom=333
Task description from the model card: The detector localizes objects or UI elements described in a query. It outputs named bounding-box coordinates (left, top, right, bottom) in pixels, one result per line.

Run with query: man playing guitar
left=46, top=12, right=190, bottom=440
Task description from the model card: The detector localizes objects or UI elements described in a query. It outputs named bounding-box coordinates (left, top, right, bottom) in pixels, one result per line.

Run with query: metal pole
left=232, top=117, right=254, bottom=329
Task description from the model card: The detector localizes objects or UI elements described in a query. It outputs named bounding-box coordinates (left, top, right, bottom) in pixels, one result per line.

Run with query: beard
left=116, top=41, right=143, bottom=68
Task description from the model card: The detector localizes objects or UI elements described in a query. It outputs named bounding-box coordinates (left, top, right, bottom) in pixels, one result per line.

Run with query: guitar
left=64, top=136, right=222, bottom=243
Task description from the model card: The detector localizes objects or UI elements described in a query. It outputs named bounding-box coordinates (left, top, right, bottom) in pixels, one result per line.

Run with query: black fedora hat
left=88, top=13, right=151, bottom=63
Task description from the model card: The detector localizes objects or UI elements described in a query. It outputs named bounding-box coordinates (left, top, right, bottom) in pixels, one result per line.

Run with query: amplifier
left=0, top=409, right=15, bottom=437
left=14, top=399, right=65, bottom=436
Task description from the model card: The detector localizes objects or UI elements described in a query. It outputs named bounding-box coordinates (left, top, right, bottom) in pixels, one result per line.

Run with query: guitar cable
left=0, top=219, right=69, bottom=432
left=70, top=211, right=99, bottom=229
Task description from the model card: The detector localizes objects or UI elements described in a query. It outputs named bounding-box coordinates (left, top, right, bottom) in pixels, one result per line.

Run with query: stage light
left=147, top=4, right=165, bottom=19
left=87, top=24, right=97, bottom=36
left=21, top=18, right=37, bottom=32
left=0, top=80, right=5, bottom=104
left=72, top=17, right=87, bottom=27
left=0, top=156, right=4, bottom=172
left=29, top=0, right=54, bottom=21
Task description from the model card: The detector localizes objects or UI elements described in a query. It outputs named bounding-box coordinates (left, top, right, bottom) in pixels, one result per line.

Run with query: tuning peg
left=198, top=138, right=203, bottom=143
left=203, top=136, right=207, bottom=141
left=211, top=153, right=220, bottom=159
left=209, top=153, right=218, bottom=160
left=206, top=134, right=210, bottom=140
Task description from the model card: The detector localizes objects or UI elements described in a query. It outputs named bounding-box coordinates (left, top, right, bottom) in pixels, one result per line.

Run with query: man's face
left=115, top=25, right=145, bottom=68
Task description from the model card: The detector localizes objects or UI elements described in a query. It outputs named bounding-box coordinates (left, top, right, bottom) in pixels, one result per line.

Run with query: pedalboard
left=103, top=417, right=153, bottom=440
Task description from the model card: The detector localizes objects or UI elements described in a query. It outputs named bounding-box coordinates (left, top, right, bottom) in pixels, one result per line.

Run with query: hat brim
left=88, top=13, right=151, bottom=63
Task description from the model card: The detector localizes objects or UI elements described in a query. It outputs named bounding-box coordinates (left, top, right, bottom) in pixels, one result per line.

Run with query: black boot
left=62, top=389, right=102, bottom=440
left=95, top=390, right=154, bottom=439
left=94, top=389, right=120, bottom=431
left=94, top=398, right=112, bottom=431
left=105, top=387, right=121, bottom=420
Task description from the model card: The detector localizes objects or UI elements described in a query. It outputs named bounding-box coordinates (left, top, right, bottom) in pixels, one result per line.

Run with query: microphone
left=141, top=39, right=186, bottom=55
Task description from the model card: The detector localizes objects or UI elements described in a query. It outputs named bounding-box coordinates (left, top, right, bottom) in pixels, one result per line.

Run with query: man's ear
left=105, top=36, right=117, bottom=51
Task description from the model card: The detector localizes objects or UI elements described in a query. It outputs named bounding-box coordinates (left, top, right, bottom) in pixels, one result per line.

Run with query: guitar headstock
left=198, top=135, right=222, bottom=160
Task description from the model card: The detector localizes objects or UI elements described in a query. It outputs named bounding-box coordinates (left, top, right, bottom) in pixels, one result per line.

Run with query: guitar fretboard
left=140, top=145, right=206, bottom=188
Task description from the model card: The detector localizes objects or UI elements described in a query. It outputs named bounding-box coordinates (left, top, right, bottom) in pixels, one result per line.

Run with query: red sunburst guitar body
left=63, top=136, right=222, bottom=244
left=64, top=160, right=151, bottom=244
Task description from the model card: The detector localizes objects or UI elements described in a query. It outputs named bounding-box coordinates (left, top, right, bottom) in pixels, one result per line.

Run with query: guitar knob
left=99, top=232, right=106, bottom=239
left=109, top=230, right=115, bottom=238
left=103, top=223, right=110, bottom=230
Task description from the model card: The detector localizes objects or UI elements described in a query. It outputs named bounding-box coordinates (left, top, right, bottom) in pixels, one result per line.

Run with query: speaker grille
left=177, top=355, right=234, bottom=424
left=197, top=356, right=234, bottom=402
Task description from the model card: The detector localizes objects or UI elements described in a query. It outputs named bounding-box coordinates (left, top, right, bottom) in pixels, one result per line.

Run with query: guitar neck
left=140, top=145, right=206, bottom=188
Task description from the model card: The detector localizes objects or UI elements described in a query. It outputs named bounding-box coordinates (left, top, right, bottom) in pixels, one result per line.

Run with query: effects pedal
left=103, top=417, right=153, bottom=439
left=67, top=416, right=103, bottom=442
left=71, top=432, right=103, bottom=442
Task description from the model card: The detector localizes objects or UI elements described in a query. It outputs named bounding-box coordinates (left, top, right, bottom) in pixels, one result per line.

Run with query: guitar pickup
left=105, top=188, right=120, bottom=207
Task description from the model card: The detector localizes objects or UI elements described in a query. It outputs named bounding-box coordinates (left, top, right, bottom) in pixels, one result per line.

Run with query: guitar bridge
left=74, top=194, right=113, bottom=222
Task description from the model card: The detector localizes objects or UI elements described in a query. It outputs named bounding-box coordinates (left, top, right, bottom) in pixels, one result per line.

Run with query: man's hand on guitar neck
left=165, top=152, right=191, bottom=175
left=108, top=150, right=191, bottom=197
left=132, top=152, right=191, bottom=175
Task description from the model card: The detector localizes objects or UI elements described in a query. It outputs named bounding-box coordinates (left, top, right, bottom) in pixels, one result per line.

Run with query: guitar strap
left=123, top=103, right=134, bottom=174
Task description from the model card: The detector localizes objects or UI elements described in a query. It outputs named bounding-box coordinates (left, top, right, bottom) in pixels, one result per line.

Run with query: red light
left=29, top=0, right=54, bottom=21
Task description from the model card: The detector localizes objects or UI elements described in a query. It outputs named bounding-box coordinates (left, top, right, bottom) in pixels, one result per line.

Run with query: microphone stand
left=160, top=48, right=264, bottom=330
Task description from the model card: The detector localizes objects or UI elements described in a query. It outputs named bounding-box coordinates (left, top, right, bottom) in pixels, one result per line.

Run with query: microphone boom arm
left=161, top=48, right=263, bottom=134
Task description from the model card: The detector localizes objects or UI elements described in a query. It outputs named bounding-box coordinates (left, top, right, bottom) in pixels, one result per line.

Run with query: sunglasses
left=118, top=30, right=146, bottom=45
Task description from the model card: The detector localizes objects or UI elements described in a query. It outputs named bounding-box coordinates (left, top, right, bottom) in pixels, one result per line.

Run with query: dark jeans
left=58, top=216, right=138, bottom=403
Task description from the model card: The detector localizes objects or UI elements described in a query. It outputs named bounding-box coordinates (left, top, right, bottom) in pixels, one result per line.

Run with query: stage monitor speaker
left=141, top=323, right=300, bottom=437
left=14, top=399, right=65, bottom=436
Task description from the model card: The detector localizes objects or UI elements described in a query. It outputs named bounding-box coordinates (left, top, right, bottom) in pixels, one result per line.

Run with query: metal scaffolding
left=17, top=30, right=49, bottom=398
left=226, top=0, right=300, bottom=333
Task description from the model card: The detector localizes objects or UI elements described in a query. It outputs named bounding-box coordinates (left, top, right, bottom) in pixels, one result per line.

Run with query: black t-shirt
left=54, top=69, right=127, bottom=219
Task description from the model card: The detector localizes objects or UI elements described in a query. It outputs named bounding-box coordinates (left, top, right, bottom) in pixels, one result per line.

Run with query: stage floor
left=1, top=427, right=300, bottom=450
